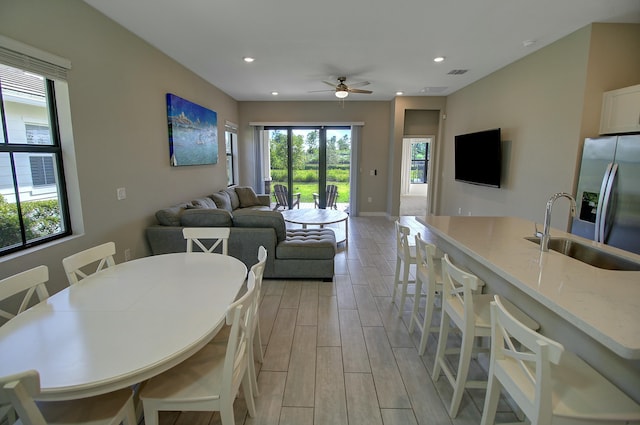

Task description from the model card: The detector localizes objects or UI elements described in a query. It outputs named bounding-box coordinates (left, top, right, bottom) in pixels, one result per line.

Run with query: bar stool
left=482, top=295, right=640, bottom=425
left=392, top=221, right=417, bottom=317
left=409, top=234, right=443, bottom=355
left=432, top=254, right=539, bottom=418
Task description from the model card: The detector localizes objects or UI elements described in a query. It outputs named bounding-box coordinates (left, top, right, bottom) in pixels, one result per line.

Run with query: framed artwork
left=166, top=93, right=218, bottom=166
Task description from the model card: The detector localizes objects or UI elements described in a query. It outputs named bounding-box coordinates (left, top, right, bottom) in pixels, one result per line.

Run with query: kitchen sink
left=524, top=237, right=640, bottom=271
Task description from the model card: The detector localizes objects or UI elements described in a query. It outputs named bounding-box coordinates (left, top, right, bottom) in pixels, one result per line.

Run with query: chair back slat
left=490, top=295, right=564, bottom=423
left=395, top=221, right=412, bottom=261
left=0, top=266, right=49, bottom=322
left=62, top=242, right=116, bottom=284
left=326, top=184, right=339, bottom=209
left=273, top=184, right=300, bottom=210
left=223, top=272, right=257, bottom=403
left=183, top=227, right=230, bottom=255
left=0, top=370, right=47, bottom=425
left=415, top=233, right=441, bottom=285
left=441, top=254, right=482, bottom=328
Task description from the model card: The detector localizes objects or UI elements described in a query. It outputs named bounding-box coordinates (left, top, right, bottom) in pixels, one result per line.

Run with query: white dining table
left=0, top=252, right=247, bottom=401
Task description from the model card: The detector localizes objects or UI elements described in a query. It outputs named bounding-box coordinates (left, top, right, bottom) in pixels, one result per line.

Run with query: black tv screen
left=454, top=128, right=502, bottom=188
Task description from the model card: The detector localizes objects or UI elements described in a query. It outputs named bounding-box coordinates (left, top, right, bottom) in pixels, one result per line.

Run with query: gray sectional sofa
left=146, top=186, right=337, bottom=280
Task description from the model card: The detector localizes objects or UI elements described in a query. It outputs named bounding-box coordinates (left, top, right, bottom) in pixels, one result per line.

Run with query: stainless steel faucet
left=537, top=192, right=577, bottom=252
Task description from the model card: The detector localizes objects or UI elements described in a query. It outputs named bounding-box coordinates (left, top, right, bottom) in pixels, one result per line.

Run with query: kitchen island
left=416, top=215, right=640, bottom=402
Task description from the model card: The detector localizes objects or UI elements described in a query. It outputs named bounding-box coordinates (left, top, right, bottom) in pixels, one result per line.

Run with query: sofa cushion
left=180, top=209, right=233, bottom=227
left=236, top=186, right=262, bottom=208
left=225, top=187, right=240, bottom=210
left=209, top=191, right=232, bottom=211
left=277, top=229, right=336, bottom=259
left=155, top=203, right=191, bottom=226
left=232, top=210, right=286, bottom=243
left=192, top=197, right=218, bottom=209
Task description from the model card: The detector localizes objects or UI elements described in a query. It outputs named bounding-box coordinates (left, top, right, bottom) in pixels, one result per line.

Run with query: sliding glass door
left=267, top=126, right=350, bottom=210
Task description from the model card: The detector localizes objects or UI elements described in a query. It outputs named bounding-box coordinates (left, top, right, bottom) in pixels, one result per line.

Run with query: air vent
left=421, top=86, right=448, bottom=94
left=447, top=69, right=468, bottom=75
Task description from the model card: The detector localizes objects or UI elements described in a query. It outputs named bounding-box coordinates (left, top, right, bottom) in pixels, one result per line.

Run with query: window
left=410, top=142, right=429, bottom=183
left=29, top=155, right=56, bottom=186
left=225, top=123, right=237, bottom=186
left=0, top=62, right=71, bottom=255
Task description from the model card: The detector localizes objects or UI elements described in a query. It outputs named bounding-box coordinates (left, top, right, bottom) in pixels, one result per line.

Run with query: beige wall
left=388, top=97, right=447, bottom=216
left=0, top=0, right=238, bottom=290
left=439, top=27, right=592, bottom=229
left=237, top=101, right=390, bottom=213
left=438, top=23, right=640, bottom=231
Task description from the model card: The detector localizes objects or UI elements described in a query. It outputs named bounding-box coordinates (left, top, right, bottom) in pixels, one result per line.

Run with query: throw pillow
left=192, top=197, right=217, bottom=209
left=236, top=186, right=262, bottom=208
left=209, top=191, right=232, bottom=211
left=225, top=187, right=240, bottom=210
left=155, top=203, right=192, bottom=226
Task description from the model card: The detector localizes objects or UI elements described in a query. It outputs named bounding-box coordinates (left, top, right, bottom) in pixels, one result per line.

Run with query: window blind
left=0, top=35, right=71, bottom=81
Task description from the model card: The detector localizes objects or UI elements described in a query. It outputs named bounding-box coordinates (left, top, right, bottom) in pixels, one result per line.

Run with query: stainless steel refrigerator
left=571, top=135, right=640, bottom=255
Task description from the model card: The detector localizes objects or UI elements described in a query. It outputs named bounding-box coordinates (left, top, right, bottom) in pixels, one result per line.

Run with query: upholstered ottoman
left=274, top=228, right=337, bottom=280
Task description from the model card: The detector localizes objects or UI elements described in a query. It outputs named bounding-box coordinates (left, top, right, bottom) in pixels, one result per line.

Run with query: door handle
left=598, top=163, right=618, bottom=243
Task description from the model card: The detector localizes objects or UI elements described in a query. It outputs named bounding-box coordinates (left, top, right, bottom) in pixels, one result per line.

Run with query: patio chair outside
left=313, top=184, right=338, bottom=210
left=273, top=184, right=300, bottom=210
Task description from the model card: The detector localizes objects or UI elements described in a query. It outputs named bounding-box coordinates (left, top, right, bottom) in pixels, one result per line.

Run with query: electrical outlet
left=458, top=207, right=462, bottom=214
left=117, top=187, right=126, bottom=200
left=368, top=197, right=372, bottom=203
left=124, top=248, right=131, bottom=261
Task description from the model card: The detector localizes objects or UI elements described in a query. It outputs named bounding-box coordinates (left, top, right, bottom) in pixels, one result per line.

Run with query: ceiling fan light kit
left=310, top=76, right=373, bottom=99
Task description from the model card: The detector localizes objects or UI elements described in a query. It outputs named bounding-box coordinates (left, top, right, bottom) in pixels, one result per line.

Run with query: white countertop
left=416, top=216, right=640, bottom=359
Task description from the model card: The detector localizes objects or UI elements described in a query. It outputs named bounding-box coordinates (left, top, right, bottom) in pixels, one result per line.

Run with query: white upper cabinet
left=600, top=84, right=640, bottom=135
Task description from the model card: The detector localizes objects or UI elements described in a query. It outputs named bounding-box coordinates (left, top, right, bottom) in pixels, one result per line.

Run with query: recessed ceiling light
left=396, top=91, right=404, bottom=96
left=243, top=57, right=255, bottom=63
left=271, top=91, right=279, bottom=96
left=433, top=56, right=445, bottom=63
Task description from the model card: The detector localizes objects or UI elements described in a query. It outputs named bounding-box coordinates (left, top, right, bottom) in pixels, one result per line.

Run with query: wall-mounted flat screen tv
left=454, top=128, right=502, bottom=188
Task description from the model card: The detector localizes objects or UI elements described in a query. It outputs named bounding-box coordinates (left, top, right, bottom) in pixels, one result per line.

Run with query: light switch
left=117, top=187, right=126, bottom=200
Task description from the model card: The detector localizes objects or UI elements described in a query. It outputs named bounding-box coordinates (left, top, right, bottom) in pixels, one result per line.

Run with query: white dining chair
left=140, top=271, right=258, bottom=425
left=0, top=266, right=49, bottom=323
left=392, top=221, right=417, bottom=317
left=248, top=246, right=267, bottom=397
left=0, top=266, right=50, bottom=424
left=409, top=234, right=444, bottom=356
left=0, top=369, right=137, bottom=425
left=433, top=254, right=539, bottom=418
left=481, top=295, right=640, bottom=425
left=183, top=227, right=230, bottom=255
left=62, top=242, right=116, bottom=284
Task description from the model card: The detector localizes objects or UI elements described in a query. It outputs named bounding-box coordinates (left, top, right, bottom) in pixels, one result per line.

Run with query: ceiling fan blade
left=308, top=89, right=335, bottom=93
left=322, top=81, right=337, bottom=87
left=348, top=81, right=370, bottom=88
left=348, top=88, right=373, bottom=94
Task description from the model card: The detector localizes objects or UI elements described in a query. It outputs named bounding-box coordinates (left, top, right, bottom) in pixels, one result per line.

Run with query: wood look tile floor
left=152, top=216, right=520, bottom=425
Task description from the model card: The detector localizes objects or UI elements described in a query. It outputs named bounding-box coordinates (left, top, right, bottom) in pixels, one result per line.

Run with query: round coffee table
left=280, top=208, right=348, bottom=244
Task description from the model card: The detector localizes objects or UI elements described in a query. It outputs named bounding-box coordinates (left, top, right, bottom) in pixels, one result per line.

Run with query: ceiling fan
left=310, top=76, right=372, bottom=98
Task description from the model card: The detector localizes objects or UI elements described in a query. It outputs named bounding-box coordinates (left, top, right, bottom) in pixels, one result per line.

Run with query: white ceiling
left=83, top=0, right=640, bottom=101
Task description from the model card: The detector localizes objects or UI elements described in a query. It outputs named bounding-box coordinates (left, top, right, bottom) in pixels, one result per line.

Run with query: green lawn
left=272, top=182, right=350, bottom=204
